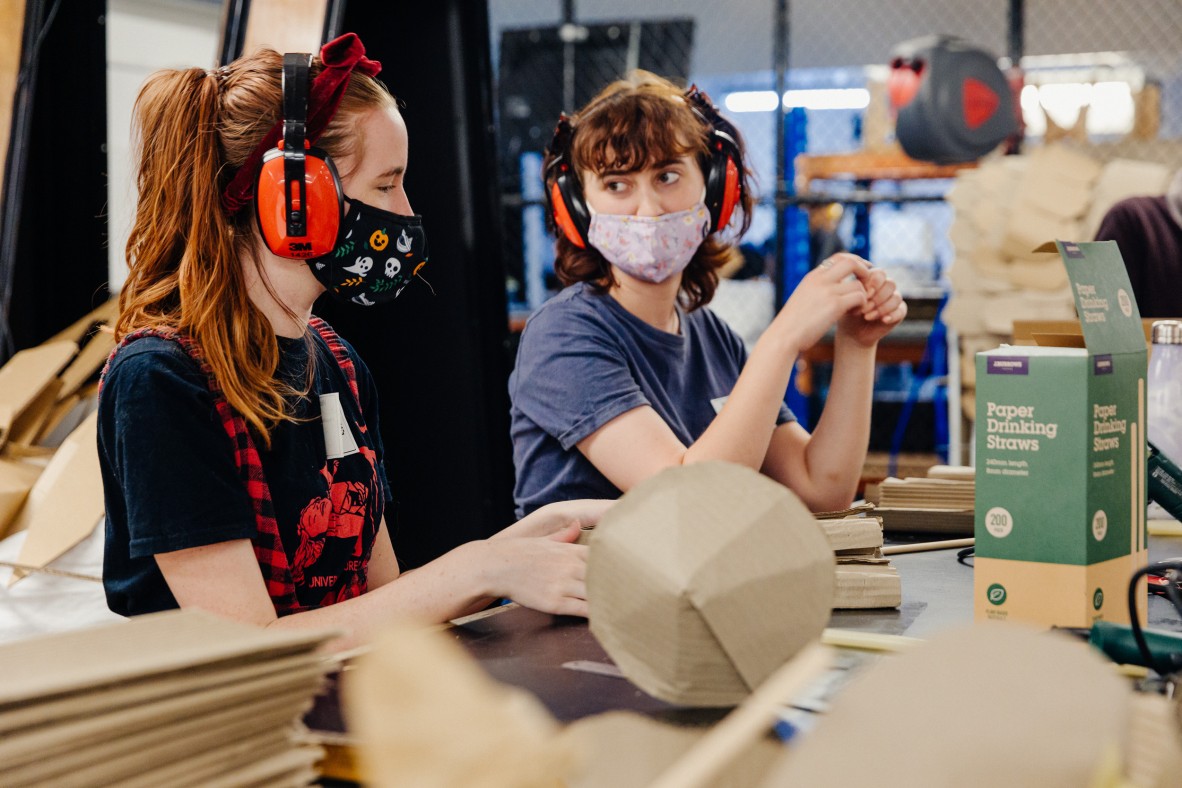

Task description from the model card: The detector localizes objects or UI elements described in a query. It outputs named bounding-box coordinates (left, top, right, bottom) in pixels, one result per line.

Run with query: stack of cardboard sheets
left=0, top=609, right=336, bottom=787
left=817, top=514, right=901, bottom=609
left=872, top=477, right=975, bottom=536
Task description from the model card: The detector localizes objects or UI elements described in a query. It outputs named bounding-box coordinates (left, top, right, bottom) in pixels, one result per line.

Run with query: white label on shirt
left=710, top=395, right=728, bottom=414
left=320, top=392, right=360, bottom=459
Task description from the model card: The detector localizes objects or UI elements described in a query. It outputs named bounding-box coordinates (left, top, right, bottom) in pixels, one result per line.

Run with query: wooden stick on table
left=881, top=538, right=974, bottom=556
left=648, top=642, right=832, bottom=788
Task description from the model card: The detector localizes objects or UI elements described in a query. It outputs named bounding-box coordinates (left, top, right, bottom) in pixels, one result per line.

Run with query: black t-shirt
left=98, top=329, right=392, bottom=617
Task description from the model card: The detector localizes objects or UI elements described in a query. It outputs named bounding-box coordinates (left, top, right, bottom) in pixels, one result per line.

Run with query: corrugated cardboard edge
left=45, top=299, right=118, bottom=347
left=0, top=341, right=78, bottom=452
left=7, top=411, right=103, bottom=583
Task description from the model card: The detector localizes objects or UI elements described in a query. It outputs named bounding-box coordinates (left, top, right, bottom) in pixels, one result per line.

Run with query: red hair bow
left=220, top=32, right=383, bottom=215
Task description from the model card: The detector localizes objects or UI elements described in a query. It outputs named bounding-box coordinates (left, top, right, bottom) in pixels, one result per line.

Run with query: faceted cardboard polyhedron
left=587, top=462, right=835, bottom=707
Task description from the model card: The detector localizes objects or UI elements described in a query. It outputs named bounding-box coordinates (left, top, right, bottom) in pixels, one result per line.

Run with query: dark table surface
left=305, top=533, right=1182, bottom=738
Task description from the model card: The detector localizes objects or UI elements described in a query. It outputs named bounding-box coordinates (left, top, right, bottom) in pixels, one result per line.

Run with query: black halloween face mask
left=306, top=197, right=429, bottom=306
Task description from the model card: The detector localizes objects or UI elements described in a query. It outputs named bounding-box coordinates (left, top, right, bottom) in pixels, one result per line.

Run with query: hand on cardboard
left=492, top=498, right=614, bottom=541
left=769, top=252, right=871, bottom=353
left=479, top=525, right=590, bottom=617
left=835, top=259, right=908, bottom=348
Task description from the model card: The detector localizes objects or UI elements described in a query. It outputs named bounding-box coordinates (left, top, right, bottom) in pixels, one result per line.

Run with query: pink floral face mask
left=587, top=203, right=710, bottom=284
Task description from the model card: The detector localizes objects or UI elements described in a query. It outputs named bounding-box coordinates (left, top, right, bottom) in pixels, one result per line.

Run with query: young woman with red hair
left=100, top=34, right=603, bottom=649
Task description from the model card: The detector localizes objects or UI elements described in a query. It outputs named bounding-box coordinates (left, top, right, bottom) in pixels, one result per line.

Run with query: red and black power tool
left=888, top=35, right=1018, bottom=164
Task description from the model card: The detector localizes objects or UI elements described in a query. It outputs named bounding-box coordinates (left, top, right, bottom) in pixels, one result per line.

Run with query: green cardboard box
left=975, top=240, right=1148, bottom=627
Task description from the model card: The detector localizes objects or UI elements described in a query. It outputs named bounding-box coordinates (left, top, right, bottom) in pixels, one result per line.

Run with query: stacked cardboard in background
left=944, top=146, right=1173, bottom=437
left=871, top=476, right=975, bottom=536
left=817, top=514, right=902, bottom=609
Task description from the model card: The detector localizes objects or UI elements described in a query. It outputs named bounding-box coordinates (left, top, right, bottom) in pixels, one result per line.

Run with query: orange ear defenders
left=684, top=85, right=744, bottom=237
left=255, top=53, right=345, bottom=259
left=543, top=115, right=591, bottom=248
left=543, top=85, right=745, bottom=249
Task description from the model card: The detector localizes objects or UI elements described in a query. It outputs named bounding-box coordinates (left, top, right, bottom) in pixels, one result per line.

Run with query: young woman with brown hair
left=510, top=71, right=907, bottom=517
left=99, top=34, right=603, bottom=649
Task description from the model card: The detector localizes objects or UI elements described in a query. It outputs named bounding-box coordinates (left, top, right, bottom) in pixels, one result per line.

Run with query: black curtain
left=1, top=0, right=108, bottom=357
left=317, top=1, right=516, bottom=568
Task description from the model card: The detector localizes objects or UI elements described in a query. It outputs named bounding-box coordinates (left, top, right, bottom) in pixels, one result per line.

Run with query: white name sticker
left=319, top=392, right=360, bottom=459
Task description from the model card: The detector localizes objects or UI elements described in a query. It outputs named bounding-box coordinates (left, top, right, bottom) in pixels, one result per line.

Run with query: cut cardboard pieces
left=975, top=240, right=1148, bottom=628
left=833, top=564, right=902, bottom=609
left=0, top=340, right=78, bottom=452
left=343, top=621, right=574, bottom=788
left=585, top=462, right=834, bottom=708
left=0, top=300, right=116, bottom=536
left=0, top=457, right=41, bottom=536
left=562, top=710, right=785, bottom=788
left=6, top=411, right=104, bottom=583
left=0, top=298, right=117, bottom=455
left=759, top=625, right=1134, bottom=787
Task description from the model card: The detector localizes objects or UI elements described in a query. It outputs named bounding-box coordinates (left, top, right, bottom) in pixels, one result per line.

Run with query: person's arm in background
left=1094, top=198, right=1150, bottom=310
left=578, top=254, right=904, bottom=511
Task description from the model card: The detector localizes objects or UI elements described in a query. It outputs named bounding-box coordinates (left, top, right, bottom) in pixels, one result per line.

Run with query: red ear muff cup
left=550, top=179, right=587, bottom=249
left=255, top=147, right=344, bottom=259
left=704, top=139, right=743, bottom=234
left=716, top=156, right=741, bottom=232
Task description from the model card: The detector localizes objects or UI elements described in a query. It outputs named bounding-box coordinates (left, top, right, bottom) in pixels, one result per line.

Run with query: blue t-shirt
left=509, top=282, right=795, bottom=516
left=98, top=330, right=392, bottom=617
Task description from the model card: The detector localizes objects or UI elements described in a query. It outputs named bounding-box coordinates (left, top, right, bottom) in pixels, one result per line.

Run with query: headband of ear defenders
left=221, top=32, right=382, bottom=215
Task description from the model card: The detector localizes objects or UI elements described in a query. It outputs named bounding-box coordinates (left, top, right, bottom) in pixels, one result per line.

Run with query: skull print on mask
left=306, top=196, right=429, bottom=306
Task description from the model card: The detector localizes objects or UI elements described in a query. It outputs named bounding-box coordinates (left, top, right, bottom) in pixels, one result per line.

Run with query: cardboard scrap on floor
left=0, top=609, right=336, bottom=788
left=586, top=462, right=835, bottom=707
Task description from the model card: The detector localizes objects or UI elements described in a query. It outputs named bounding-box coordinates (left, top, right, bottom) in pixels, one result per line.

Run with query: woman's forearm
left=800, top=335, right=877, bottom=502
left=682, top=330, right=800, bottom=470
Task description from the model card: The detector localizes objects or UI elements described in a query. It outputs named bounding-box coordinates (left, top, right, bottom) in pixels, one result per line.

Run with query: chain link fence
left=488, top=0, right=1182, bottom=462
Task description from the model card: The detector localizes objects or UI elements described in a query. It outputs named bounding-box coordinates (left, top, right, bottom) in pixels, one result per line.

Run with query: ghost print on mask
left=343, top=256, right=374, bottom=276
left=305, top=196, right=429, bottom=306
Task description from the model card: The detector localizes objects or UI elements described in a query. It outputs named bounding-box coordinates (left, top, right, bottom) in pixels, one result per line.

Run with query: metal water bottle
left=1148, top=320, right=1182, bottom=466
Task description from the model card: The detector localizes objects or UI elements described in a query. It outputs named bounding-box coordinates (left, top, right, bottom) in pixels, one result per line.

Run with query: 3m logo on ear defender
left=289, top=242, right=314, bottom=252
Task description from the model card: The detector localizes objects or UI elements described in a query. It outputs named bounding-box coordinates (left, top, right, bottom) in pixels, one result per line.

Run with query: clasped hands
left=777, top=252, right=908, bottom=352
